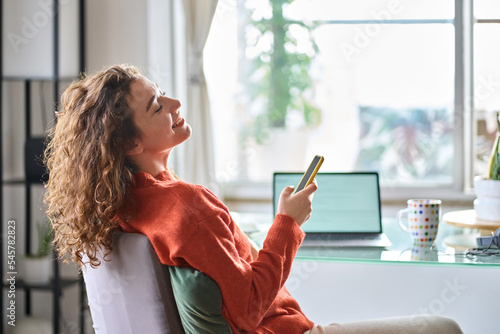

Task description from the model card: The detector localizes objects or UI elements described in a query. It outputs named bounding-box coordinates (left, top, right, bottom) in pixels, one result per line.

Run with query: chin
left=184, top=124, right=192, bottom=138
left=180, top=124, right=192, bottom=143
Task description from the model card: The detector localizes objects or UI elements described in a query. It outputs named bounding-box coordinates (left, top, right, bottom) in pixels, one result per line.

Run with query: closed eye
left=154, top=91, right=164, bottom=113
left=152, top=85, right=165, bottom=113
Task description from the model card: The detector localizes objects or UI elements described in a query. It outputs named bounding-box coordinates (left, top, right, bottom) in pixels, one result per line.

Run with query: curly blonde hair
left=44, top=65, right=142, bottom=268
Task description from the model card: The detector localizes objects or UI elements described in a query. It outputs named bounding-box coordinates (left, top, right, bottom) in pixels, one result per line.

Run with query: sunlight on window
left=205, top=0, right=461, bottom=187
left=473, top=23, right=500, bottom=177
left=474, top=0, right=500, bottom=18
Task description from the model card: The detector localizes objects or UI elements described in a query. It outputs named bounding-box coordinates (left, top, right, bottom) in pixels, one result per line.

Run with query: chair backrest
left=82, top=231, right=185, bottom=334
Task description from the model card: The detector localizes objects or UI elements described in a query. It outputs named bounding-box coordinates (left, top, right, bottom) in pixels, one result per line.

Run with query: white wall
left=85, top=0, right=148, bottom=73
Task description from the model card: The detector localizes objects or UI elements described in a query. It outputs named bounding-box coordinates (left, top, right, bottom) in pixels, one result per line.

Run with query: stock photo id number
left=6, top=220, right=17, bottom=327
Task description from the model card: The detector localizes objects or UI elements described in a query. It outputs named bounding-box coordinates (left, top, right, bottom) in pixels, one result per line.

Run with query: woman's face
left=127, top=76, right=191, bottom=157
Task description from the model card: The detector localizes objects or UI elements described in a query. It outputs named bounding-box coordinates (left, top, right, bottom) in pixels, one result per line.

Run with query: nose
left=159, top=95, right=181, bottom=113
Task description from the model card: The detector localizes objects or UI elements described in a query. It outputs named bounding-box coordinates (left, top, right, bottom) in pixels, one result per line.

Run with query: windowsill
left=221, top=181, right=476, bottom=217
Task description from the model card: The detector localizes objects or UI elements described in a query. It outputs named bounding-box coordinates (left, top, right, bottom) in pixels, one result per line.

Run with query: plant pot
left=21, top=255, right=52, bottom=285
left=474, top=176, right=500, bottom=221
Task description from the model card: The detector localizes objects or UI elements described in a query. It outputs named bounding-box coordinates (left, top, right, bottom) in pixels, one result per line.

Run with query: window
left=473, top=0, right=500, bottom=179
left=204, top=0, right=499, bottom=202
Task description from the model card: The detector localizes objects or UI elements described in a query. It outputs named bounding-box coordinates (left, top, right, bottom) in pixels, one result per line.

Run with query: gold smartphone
left=293, top=155, right=324, bottom=194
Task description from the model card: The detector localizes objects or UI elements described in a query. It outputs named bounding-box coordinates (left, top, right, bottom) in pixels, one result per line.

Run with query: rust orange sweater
left=115, top=170, right=314, bottom=333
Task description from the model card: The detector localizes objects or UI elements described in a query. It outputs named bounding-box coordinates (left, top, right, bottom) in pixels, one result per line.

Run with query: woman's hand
left=277, top=181, right=318, bottom=227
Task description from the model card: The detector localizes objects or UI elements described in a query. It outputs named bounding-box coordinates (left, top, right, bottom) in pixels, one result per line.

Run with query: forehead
left=127, top=76, right=155, bottom=110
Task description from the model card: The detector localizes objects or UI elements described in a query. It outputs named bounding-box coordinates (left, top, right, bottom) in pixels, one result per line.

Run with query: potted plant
left=21, top=222, right=53, bottom=285
left=243, top=0, right=320, bottom=142
left=240, top=0, right=322, bottom=178
left=474, top=111, right=500, bottom=221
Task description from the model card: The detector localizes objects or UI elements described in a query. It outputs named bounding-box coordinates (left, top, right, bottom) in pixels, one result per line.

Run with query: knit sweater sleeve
left=177, top=212, right=304, bottom=331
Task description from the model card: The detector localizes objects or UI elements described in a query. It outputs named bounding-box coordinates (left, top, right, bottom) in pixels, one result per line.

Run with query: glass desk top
left=233, top=212, right=500, bottom=268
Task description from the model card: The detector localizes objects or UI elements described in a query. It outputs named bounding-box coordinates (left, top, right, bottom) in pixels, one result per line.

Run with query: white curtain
left=180, top=0, right=219, bottom=193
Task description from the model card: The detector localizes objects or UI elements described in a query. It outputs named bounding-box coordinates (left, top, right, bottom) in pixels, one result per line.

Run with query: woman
left=45, top=65, right=462, bottom=334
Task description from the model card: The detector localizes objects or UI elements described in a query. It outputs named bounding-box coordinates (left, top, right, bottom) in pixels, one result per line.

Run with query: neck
left=130, top=150, right=171, bottom=177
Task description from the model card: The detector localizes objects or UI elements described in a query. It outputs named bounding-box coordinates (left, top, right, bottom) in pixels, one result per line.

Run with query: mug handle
left=397, top=208, right=410, bottom=232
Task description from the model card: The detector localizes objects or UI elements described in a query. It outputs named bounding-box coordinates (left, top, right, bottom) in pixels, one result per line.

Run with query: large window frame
left=216, top=0, right=487, bottom=206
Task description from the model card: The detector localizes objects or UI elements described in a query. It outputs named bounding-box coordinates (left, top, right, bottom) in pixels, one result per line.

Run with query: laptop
left=273, top=172, right=392, bottom=248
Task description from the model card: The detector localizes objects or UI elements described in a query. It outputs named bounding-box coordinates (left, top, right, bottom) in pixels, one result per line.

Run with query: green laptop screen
left=273, top=173, right=382, bottom=233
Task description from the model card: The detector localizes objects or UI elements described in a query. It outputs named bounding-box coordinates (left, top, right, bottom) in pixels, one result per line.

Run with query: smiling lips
left=172, top=112, right=183, bottom=128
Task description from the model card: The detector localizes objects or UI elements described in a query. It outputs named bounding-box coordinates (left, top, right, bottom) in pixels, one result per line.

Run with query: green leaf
left=243, top=0, right=321, bottom=144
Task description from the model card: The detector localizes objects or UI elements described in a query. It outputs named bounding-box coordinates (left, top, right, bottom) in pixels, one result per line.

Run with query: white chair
left=82, top=232, right=185, bottom=334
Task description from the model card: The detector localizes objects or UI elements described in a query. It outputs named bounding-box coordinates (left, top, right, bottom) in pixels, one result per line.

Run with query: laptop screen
left=273, top=172, right=382, bottom=233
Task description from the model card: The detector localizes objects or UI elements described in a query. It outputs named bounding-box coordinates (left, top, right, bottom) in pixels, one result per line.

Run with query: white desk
left=236, top=213, right=500, bottom=334
left=287, top=258, right=498, bottom=333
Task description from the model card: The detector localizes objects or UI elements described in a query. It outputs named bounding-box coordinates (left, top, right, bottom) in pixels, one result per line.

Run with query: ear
left=126, top=140, right=143, bottom=156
